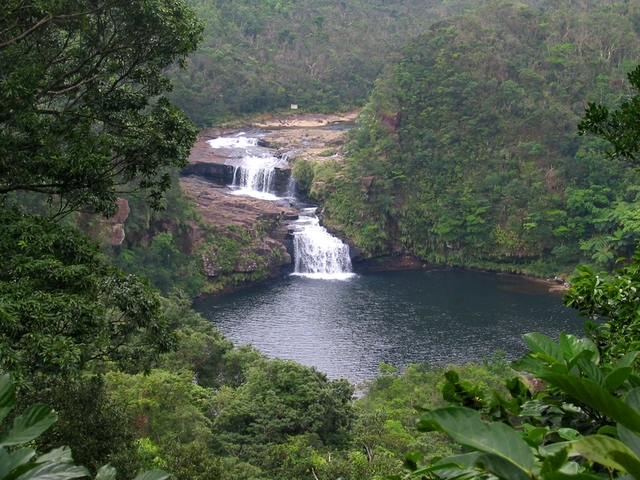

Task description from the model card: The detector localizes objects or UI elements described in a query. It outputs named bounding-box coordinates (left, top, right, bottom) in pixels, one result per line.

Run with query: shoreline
left=353, top=253, right=568, bottom=293
left=194, top=254, right=569, bottom=299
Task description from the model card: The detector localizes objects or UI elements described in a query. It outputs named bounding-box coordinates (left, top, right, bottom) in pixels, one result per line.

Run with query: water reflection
left=194, top=270, right=584, bottom=385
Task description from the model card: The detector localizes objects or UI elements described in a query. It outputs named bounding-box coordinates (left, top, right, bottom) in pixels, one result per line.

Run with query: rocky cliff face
left=180, top=175, right=298, bottom=292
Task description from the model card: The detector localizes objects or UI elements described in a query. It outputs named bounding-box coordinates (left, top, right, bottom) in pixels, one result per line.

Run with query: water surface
left=195, top=269, right=584, bottom=385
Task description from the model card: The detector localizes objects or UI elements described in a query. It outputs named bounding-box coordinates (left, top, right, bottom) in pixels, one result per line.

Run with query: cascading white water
left=292, top=208, right=355, bottom=280
left=231, top=154, right=281, bottom=200
left=207, top=133, right=356, bottom=280
left=285, top=176, right=297, bottom=199
left=207, top=134, right=258, bottom=149
left=207, top=133, right=281, bottom=200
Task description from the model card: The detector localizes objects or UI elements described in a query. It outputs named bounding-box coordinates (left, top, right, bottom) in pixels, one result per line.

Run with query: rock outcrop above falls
left=181, top=175, right=297, bottom=290
left=182, top=137, right=234, bottom=186
left=184, top=133, right=291, bottom=194
left=254, top=112, right=357, bottom=163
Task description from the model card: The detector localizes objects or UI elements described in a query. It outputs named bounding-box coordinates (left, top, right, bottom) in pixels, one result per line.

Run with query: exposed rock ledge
left=180, top=175, right=298, bottom=289
left=184, top=111, right=359, bottom=187
left=256, top=111, right=358, bottom=163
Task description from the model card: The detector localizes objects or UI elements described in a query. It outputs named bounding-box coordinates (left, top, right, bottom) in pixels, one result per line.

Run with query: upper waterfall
left=207, top=134, right=258, bottom=149
left=207, top=133, right=283, bottom=200
left=230, top=154, right=282, bottom=200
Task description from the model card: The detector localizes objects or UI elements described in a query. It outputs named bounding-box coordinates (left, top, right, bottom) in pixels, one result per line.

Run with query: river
left=194, top=269, right=583, bottom=385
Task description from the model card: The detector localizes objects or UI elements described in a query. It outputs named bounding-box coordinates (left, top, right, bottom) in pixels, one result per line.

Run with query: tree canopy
left=0, top=206, right=176, bottom=385
left=0, top=0, right=202, bottom=216
left=297, top=1, right=640, bottom=276
left=0, top=0, right=202, bottom=382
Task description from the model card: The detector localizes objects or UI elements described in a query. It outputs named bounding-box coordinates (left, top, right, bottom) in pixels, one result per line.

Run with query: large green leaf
left=417, top=407, right=535, bottom=473
left=474, top=453, right=532, bottom=480
left=0, top=447, right=36, bottom=479
left=615, top=352, right=640, bottom=370
left=577, top=359, right=604, bottom=386
left=36, top=447, right=73, bottom=465
left=557, top=428, right=582, bottom=441
left=621, top=389, right=640, bottom=458
left=609, top=451, right=640, bottom=479
left=95, top=465, right=117, bottom=480
left=0, top=404, right=57, bottom=447
left=544, top=473, right=608, bottom=480
left=540, top=446, right=569, bottom=475
left=524, top=333, right=564, bottom=364
left=559, top=333, right=599, bottom=364
left=540, top=375, right=640, bottom=434
left=14, top=462, right=88, bottom=480
left=512, top=354, right=549, bottom=375
left=0, top=375, right=15, bottom=424
left=605, top=367, right=633, bottom=392
left=410, top=453, right=480, bottom=479
left=132, top=471, right=171, bottom=480
left=573, top=435, right=640, bottom=477
left=566, top=349, right=599, bottom=375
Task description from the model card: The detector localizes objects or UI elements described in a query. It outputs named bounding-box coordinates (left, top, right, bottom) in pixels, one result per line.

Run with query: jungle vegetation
left=297, top=1, right=640, bottom=277
left=4, top=0, right=640, bottom=479
left=167, top=0, right=562, bottom=125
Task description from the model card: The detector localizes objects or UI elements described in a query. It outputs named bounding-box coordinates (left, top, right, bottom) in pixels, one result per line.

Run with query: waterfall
left=206, top=133, right=356, bottom=280
left=292, top=208, right=354, bottom=280
left=230, top=154, right=281, bottom=200
left=207, top=133, right=281, bottom=200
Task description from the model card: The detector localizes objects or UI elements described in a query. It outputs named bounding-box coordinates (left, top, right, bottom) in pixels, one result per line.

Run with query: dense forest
left=167, top=0, right=560, bottom=125
left=5, top=0, right=640, bottom=480
left=296, top=1, right=640, bottom=276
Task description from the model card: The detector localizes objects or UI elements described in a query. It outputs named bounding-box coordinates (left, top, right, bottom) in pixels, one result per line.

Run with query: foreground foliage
left=396, top=328, right=640, bottom=479
left=0, top=373, right=169, bottom=480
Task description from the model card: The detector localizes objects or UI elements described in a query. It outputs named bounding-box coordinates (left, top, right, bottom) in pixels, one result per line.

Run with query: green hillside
left=168, top=0, right=540, bottom=125
left=297, top=1, right=640, bottom=276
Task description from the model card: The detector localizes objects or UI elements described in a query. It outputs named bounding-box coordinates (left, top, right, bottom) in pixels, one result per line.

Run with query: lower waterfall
left=291, top=208, right=354, bottom=280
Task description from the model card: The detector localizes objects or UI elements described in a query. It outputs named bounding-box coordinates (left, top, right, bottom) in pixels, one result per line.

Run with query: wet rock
left=348, top=244, right=362, bottom=260
left=181, top=175, right=297, bottom=280
left=234, top=257, right=260, bottom=273
left=202, top=254, right=223, bottom=277
left=279, top=246, right=292, bottom=265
